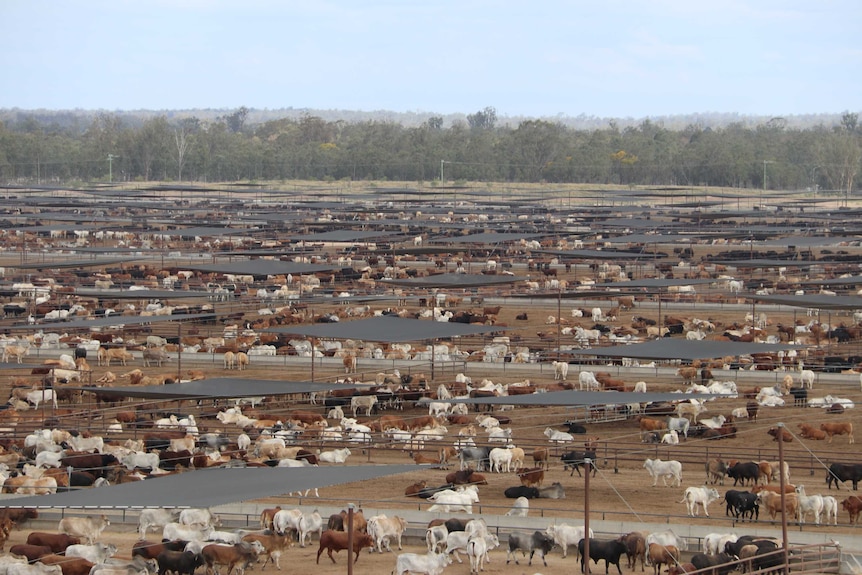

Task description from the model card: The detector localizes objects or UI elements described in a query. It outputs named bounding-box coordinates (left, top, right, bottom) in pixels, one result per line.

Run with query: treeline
left=0, top=107, right=859, bottom=192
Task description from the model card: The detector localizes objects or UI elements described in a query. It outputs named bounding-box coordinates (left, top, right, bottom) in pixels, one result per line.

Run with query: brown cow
left=752, top=483, right=796, bottom=495
left=757, top=491, right=798, bottom=520
left=677, top=367, right=697, bottom=383
left=288, top=411, right=326, bottom=427
left=798, top=423, right=827, bottom=440
left=241, top=531, right=293, bottom=570
left=668, top=562, right=697, bottom=575
left=201, top=541, right=260, bottom=575
left=132, top=539, right=187, bottom=560
left=26, top=532, right=81, bottom=553
left=648, top=543, right=679, bottom=575
left=767, top=427, right=793, bottom=442
left=516, top=467, right=545, bottom=488
left=532, top=447, right=549, bottom=470
left=259, top=506, right=281, bottom=530
left=37, top=555, right=94, bottom=575
left=841, top=496, right=862, bottom=525
left=8, top=543, right=52, bottom=561
left=316, top=530, right=374, bottom=564
left=619, top=531, right=646, bottom=572
left=821, top=422, right=854, bottom=444
left=404, top=480, right=427, bottom=497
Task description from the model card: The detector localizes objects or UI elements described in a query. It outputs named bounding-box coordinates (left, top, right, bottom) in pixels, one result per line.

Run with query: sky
left=1, top=0, right=859, bottom=118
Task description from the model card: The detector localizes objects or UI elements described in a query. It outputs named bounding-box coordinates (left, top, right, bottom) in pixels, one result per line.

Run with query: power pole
left=107, top=154, right=118, bottom=182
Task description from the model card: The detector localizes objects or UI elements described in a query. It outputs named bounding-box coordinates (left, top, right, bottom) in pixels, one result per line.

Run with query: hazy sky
left=2, top=0, right=858, bottom=118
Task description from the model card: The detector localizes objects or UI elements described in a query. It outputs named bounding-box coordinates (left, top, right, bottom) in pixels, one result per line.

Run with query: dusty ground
left=3, top=240, right=862, bottom=574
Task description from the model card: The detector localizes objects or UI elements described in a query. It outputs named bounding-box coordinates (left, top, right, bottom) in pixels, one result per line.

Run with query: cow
left=201, top=541, right=261, bottom=575
left=648, top=543, right=679, bottom=575
left=795, top=485, right=825, bottom=525
left=545, top=524, right=593, bottom=560
left=33, top=556, right=94, bottom=575
left=516, top=467, right=545, bottom=487
left=8, top=544, right=53, bottom=562
left=319, top=448, right=351, bottom=464
left=757, top=490, right=799, bottom=520
left=467, top=532, right=499, bottom=575
left=826, top=462, right=862, bottom=490
left=240, top=531, right=292, bottom=569
left=459, top=447, right=491, bottom=471
left=690, top=552, right=737, bottom=575
left=179, top=508, right=221, bottom=529
left=841, top=495, right=862, bottom=525
left=561, top=449, right=598, bottom=477
left=504, top=486, right=540, bottom=499
left=538, top=482, right=566, bottom=499
left=705, top=458, right=728, bottom=485
left=137, top=509, right=178, bottom=539
left=316, top=530, right=374, bottom=564
left=5, top=561, right=62, bottom=575
left=645, top=530, right=687, bottom=552
left=366, top=514, right=407, bottom=553
left=532, top=447, right=550, bottom=469
left=666, top=417, right=690, bottom=439
left=64, top=543, right=117, bottom=564
left=132, top=540, right=190, bottom=561
left=822, top=495, right=839, bottom=525
left=727, top=461, right=761, bottom=486
left=392, top=552, right=449, bottom=575
left=506, top=531, right=555, bottom=567
left=350, top=395, right=378, bottom=417
left=552, top=361, right=569, bottom=381
left=821, top=422, right=854, bottom=444
left=57, top=516, right=109, bottom=546
left=767, top=426, right=793, bottom=442
left=445, top=530, right=498, bottom=565
left=619, top=532, right=645, bottom=572
left=798, top=423, right=827, bottom=440
left=143, top=347, right=170, bottom=368
left=703, top=533, right=738, bottom=556
left=643, top=458, right=682, bottom=487
left=273, top=508, right=303, bottom=538
left=258, top=507, right=281, bottom=530
left=579, top=538, right=628, bottom=575
left=162, top=523, right=214, bottom=542
left=679, top=486, right=721, bottom=516
left=724, top=489, right=759, bottom=521
left=504, top=496, right=530, bottom=517
left=155, top=550, right=203, bottom=575
left=298, top=510, right=324, bottom=547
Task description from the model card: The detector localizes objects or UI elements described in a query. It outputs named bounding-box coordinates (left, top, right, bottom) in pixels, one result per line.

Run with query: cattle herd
left=0, top=185, right=861, bottom=574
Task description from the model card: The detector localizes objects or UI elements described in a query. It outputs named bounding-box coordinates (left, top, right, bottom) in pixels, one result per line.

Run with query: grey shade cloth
left=560, top=339, right=799, bottom=360
left=746, top=293, right=862, bottom=310
left=177, top=261, right=338, bottom=276
left=0, top=465, right=419, bottom=509
left=9, top=258, right=145, bottom=270
left=264, top=314, right=507, bottom=343
left=383, top=273, right=521, bottom=288
left=73, top=378, right=373, bottom=400
left=443, top=390, right=718, bottom=406
left=9, top=313, right=215, bottom=330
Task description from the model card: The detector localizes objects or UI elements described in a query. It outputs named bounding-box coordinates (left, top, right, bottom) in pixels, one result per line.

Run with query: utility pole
left=761, top=160, right=774, bottom=209
left=107, top=154, right=118, bottom=183
left=440, top=160, right=445, bottom=183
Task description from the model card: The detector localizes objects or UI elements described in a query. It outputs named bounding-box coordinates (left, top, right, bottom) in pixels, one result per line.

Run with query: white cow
left=393, top=552, right=449, bottom=575
left=822, top=495, right=839, bottom=525
left=552, top=361, right=569, bottom=381
left=679, top=486, right=721, bottom=517
left=543, top=427, right=574, bottom=444
left=272, top=508, right=303, bottom=537
left=799, top=369, right=816, bottom=389
left=504, top=496, right=529, bottom=517
left=318, top=448, right=351, bottom=463
left=795, top=485, right=824, bottom=525
left=544, top=523, right=593, bottom=559
left=703, top=533, right=738, bottom=555
left=367, top=514, right=407, bottom=553
left=138, top=508, right=178, bottom=539
left=426, top=525, right=449, bottom=553
left=489, top=447, right=513, bottom=473
left=645, top=529, right=687, bottom=552
left=643, top=458, right=683, bottom=487
left=58, top=515, right=110, bottom=545
left=163, top=523, right=214, bottom=542
left=427, top=486, right=479, bottom=514
left=467, top=533, right=499, bottom=574
left=578, top=371, right=600, bottom=390
left=64, top=543, right=118, bottom=564
left=298, top=510, right=324, bottom=547
left=179, top=508, right=221, bottom=529
left=661, top=429, right=679, bottom=445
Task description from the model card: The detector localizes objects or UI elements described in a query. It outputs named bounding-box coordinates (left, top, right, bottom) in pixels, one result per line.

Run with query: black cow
left=561, top=449, right=597, bottom=477
left=827, top=462, right=862, bottom=490
left=727, top=461, right=761, bottom=486
left=506, top=531, right=555, bottom=567
left=690, top=552, right=737, bottom=575
left=416, top=483, right=455, bottom=499
left=578, top=538, right=628, bottom=575
left=443, top=518, right=470, bottom=533
left=725, top=536, right=778, bottom=558
left=504, top=486, right=541, bottom=499
left=790, top=387, right=808, bottom=407
left=564, top=420, right=588, bottom=434
left=724, top=490, right=759, bottom=521
left=157, top=550, right=204, bottom=575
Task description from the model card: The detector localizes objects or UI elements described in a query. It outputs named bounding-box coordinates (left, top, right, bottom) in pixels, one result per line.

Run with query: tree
left=224, top=106, right=249, bottom=134
left=174, top=126, right=193, bottom=181
left=467, top=106, right=497, bottom=131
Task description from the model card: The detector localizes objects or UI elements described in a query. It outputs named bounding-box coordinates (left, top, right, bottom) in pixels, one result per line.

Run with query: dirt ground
left=4, top=295, right=861, bottom=575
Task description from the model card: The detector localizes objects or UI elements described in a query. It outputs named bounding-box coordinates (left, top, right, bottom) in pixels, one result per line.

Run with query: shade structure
left=264, top=314, right=507, bottom=343
left=560, top=339, right=800, bottom=361
left=443, top=389, right=718, bottom=407
left=8, top=313, right=216, bottom=331
left=71, top=289, right=216, bottom=300
left=382, top=273, right=521, bottom=288
left=746, top=293, right=862, bottom=310
left=8, top=257, right=145, bottom=270
left=73, top=378, right=373, bottom=400
left=0, top=465, right=418, bottom=509
left=179, top=261, right=338, bottom=276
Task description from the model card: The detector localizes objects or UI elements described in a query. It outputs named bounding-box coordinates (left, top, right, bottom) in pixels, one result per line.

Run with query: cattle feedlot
left=0, top=183, right=860, bottom=575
